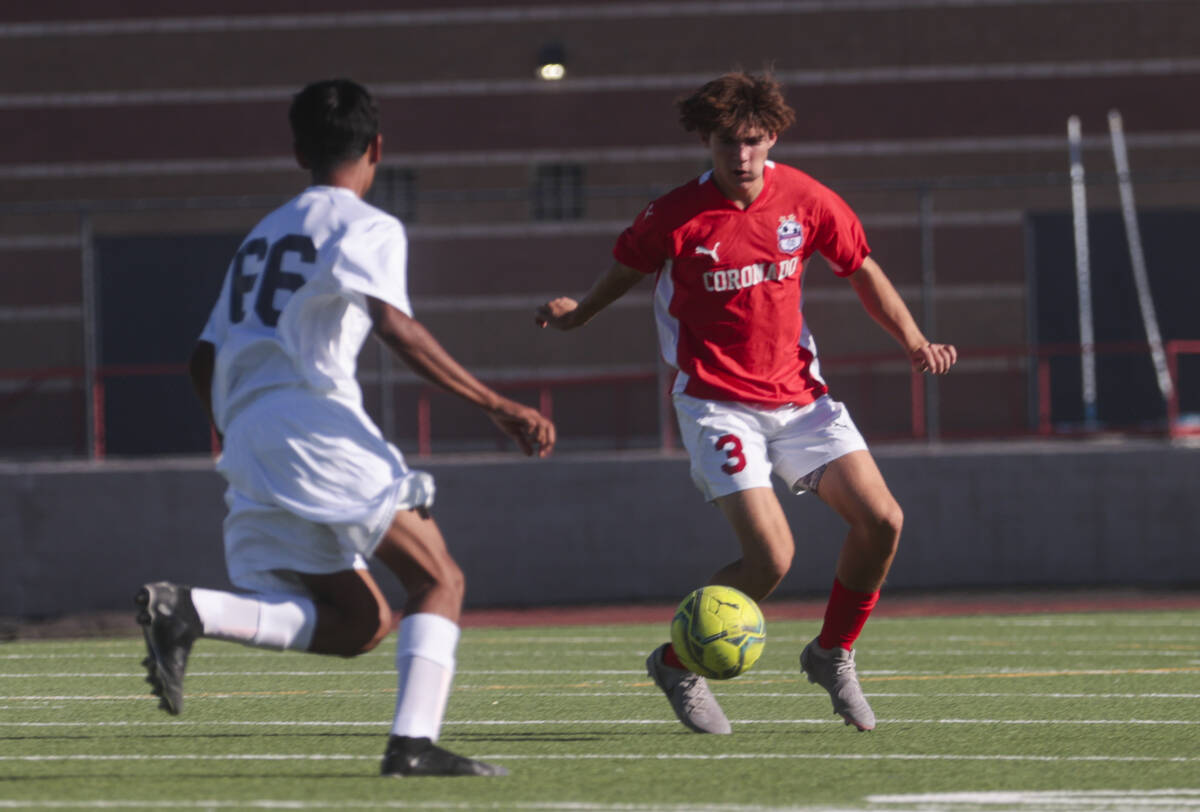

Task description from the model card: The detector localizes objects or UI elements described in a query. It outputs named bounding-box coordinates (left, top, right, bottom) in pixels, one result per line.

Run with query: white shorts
left=215, top=388, right=435, bottom=592
left=674, top=392, right=868, bottom=501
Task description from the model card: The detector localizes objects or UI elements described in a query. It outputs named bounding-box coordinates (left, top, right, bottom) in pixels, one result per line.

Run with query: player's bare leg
left=137, top=567, right=396, bottom=716
left=645, top=487, right=795, bottom=735
left=373, top=507, right=464, bottom=621
left=711, top=486, right=796, bottom=601
left=296, top=569, right=395, bottom=657
left=800, top=449, right=902, bottom=731
left=373, top=508, right=507, bottom=776
left=819, top=450, right=903, bottom=593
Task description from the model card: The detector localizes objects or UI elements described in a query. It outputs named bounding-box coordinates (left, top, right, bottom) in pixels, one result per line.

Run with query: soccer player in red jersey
left=537, top=71, right=956, bottom=733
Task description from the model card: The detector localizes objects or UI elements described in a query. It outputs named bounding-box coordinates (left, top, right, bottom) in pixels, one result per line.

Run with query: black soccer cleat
left=380, top=735, right=508, bottom=777
left=135, top=582, right=201, bottom=715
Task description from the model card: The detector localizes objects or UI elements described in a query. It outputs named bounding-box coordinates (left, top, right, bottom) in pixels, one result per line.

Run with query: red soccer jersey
left=613, top=161, right=870, bottom=407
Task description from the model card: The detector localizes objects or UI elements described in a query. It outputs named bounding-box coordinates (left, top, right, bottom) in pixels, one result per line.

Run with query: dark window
left=531, top=163, right=585, bottom=221
left=1028, top=209, right=1200, bottom=428
left=369, top=167, right=418, bottom=223
left=95, top=233, right=237, bottom=455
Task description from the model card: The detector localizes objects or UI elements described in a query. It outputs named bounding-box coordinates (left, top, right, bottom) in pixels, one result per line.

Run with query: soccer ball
left=670, top=585, right=766, bottom=680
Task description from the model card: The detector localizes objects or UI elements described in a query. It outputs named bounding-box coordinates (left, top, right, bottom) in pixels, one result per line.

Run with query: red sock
left=817, top=578, right=880, bottom=651
left=663, top=643, right=687, bottom=670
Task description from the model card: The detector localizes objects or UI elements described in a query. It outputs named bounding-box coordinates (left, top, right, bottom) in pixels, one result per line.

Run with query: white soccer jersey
left=200, top=185, right=412, bottom=432
left=198, top=186, right=429, bottom=585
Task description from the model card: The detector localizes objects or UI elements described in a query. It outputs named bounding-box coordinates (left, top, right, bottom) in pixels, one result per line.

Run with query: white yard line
left=4, top=752, right=1198, bottom=765
left=3, top=660, right=1199, bottom=678
left=0, top=801, right=827, bottom=811
left=868, top=789, right=1200, bottom=810
left=2, top=717, right=1198, bottom=728
left=1, top=792, right=1198, bottom=811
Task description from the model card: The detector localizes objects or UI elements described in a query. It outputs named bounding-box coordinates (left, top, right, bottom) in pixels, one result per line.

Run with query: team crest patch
left=777, top=215, right=804, bottom=254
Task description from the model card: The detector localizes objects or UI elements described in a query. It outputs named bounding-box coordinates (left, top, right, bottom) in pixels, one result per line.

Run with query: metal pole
left=1022, top=213, right=1041, bottom=433
left=918, top=186, right=939, bottom=441
left=1067, top=115, right=1099, bottom=425
left=79, top=211, right=100, bottom=459
left=1108, top=109, right=1174, bottom=403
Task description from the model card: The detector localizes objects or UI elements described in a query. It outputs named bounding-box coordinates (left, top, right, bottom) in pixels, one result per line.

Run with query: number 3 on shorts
left=715, top=433, right=746, bottom=474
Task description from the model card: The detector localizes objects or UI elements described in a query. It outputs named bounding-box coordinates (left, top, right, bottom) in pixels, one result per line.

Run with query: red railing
left=1024, top=341, right=1200, bottom=438
left=3, top=341, right=1198, bottom=459
left=1166, top=340, right=1200, bottom=437
left=411, top=369, right=659, bottom=457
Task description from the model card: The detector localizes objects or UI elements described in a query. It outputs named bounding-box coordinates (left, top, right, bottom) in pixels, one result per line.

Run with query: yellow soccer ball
left=670, top=585, right=766, bottom=680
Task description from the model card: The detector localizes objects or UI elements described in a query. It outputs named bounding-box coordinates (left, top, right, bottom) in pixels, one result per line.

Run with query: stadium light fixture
left=536, top=43, right=566, bottom=81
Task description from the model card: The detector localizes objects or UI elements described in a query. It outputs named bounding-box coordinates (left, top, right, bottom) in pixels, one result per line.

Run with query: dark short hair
left=676, top=72, right=796, bottom=138
left=289, top=79, right=379, bottom=173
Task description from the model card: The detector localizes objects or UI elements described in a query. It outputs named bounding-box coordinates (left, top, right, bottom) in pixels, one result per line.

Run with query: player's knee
left=764, top=546, right=793, bottom=586
left=744, top=548, right=792, bottom=599
left=405, top=557, right=465, bottom=609
left=444, top=560, right=466, bottom=604
left=867, top=502, right=903, bottom=556
left=427, top=557, right=465, bottom=605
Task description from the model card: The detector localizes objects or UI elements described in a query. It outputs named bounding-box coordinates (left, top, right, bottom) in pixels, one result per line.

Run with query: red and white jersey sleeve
left=613, top=162, right=869, bottom=407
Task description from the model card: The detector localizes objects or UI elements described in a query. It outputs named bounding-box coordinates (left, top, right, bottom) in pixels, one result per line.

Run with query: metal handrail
left=3, top=341, right=1196, bottom=459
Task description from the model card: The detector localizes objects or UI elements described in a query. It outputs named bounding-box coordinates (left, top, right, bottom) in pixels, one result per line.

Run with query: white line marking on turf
left=483, top=754, right=1200, bottom=765
left=868, top=789, right=1200, bottom=809
left=788, top=692, right=1200, bottom=699
left=4, top=687, right=1200, bottom=703
left=5, top=664, right=1200, bottom=679
left=2, top=717, right=1197, bottom=728
left=0, top=802, right=827, bottom=811
left=0, top=669, right=691, bottom=678
left=4, top=753, right=1200, bottom=765
left=859, top=649, right=1200, bottom=657
left=10, top=690, right=1191, bottom=703
left=0, top=671, right=404, bottom=678
left=516, top=691, right=1200, bottom=699
left=1003, top=617, right=1200, bottom=628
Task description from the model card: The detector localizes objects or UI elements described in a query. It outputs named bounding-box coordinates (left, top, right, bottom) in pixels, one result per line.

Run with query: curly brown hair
left=676, top=71, right=796, bottom=138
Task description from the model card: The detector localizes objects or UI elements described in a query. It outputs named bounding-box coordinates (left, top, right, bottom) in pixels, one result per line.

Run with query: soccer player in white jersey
left=537, top=72, right=956, bottom=734
left=136, top=78, right=555, bottom=777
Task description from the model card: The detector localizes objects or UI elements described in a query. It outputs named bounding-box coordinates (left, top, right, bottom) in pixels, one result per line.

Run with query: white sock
left=390, top=613, right=460, bottom=741
left=190, top=588, right=317, bottom=651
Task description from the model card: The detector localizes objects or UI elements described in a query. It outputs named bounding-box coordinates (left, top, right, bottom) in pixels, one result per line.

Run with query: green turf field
left=2, top=609, right=1198, bottom=811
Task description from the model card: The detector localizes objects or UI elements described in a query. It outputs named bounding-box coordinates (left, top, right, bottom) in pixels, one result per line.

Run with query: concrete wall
left=2, top=441, right=1198, bottom=619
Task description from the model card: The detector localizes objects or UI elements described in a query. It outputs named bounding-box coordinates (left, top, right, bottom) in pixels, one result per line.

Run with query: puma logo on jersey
left=694, top=243, right=721, bottom=262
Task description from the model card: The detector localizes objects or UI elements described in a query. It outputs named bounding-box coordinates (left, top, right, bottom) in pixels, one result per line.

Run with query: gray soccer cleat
left=381, top=735, right=508, bottom=777
left=800, top=637, right=876, bottom=731
left=135, top=582, right=201, bottom=716
left=645, top=643, right=732, bottom=734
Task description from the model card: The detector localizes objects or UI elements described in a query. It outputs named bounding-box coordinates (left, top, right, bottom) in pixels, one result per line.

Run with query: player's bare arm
left=368, top=296, right=556, bottom=457
left=848, top=256, right=957, bottom=375
left=187, top=340, right=221, bottom=441
left=535, top=261, right=644, bottom=330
